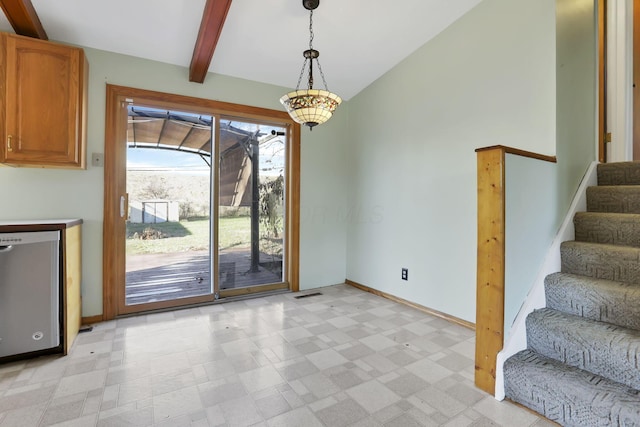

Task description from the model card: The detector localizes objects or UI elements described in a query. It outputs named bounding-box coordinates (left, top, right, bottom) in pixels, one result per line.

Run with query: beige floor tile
left=48, top=414, right=98, bottom=427
left=0, top=285, right=551, bottom=427
left=239, top=365, right=286, bottom=394
left=347, top=379, right=401, bottom=413
left=97, top=406, right=153, bottom=427
left=0, top=402, right=46, bottom=427
left=152, top=385, right=202, bottom=423
left=220, top=395, right=263, bottom=426
left=305, top=348, right=349, bottom=370
left=267, top=407, right=324, bottom=427
left=473, top=396, right=540, bottom=426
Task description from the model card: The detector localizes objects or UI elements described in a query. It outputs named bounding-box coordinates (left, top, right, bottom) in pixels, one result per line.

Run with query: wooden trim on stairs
left=475, top=145, right=557, bottom=163
left=474, top=145, right=555, bottom=396
left=345, top=280, right=475, bottom=330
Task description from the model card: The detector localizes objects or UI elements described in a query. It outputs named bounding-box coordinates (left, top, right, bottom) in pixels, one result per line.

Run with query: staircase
left=503, top=162, right=640, bottom=426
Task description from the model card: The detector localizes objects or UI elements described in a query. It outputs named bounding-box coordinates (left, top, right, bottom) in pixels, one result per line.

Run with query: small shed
left=129, top=199, right=180, bottom=224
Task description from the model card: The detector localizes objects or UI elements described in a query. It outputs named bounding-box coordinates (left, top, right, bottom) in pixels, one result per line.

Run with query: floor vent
left=294, top=292, right=323, bottom=299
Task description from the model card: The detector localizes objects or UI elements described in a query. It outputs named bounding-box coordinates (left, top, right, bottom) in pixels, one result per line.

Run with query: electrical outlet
left=92, top=152, right=104, bottom=167
left=401, top=268, right=408, bottom=281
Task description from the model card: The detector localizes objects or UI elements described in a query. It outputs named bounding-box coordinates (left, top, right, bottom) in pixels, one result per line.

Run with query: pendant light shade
left=280, top=0, right=341, bottom=130
left=280, top=89, right=341, bottom=129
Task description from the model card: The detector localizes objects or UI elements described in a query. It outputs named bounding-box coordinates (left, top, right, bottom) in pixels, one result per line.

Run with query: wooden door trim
left=599, top=0, right=607, bottom=162
left=102, top=86, right=123, bottom=320
left=633, top=0, right=640, bottom=159
left=102, top=84, right=301, bottom=320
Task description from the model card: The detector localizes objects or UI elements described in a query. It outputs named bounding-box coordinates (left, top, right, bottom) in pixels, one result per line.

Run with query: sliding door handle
left=119, top=194, right=129, bottom=219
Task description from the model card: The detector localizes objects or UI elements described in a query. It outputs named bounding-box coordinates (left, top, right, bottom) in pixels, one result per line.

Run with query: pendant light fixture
left=280, top=0, right=342, bottom=130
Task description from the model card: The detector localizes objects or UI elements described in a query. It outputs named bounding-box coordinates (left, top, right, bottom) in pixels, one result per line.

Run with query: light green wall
left=504, top=157, right=559, bottom=331
left=0, top=48, right=348, bottom=316
left=298, top=109, right=349, bottom=289
left=503, top=0, right=596, bottom=332
left=345, top=0, right=557, bottom=323
left=556, top=0, right=597, bottom=203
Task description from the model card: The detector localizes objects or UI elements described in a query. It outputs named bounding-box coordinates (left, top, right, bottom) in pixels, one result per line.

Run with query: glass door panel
left=217, top=119, right=286, bottom=294
left=125, top=106, right=214, bottom=307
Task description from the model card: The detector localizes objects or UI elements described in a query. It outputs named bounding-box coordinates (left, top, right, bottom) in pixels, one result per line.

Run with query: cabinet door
left=2, top=35, right=86, bottom=168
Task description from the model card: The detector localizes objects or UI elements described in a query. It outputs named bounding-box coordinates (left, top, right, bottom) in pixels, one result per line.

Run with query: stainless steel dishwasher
left=0, top=231, right=61, bottom=359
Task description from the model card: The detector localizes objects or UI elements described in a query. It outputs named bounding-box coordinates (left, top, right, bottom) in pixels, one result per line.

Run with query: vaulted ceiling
left=0, top=0, right=482, bottom=100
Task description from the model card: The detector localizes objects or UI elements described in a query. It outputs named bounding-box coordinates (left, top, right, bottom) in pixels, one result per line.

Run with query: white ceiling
left=0, top=0, right=481, bottom=100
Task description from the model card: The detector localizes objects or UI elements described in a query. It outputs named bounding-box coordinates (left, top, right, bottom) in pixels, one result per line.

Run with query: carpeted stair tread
left=504, top=161, right=640, bottom=424
left=560, top=240, right=640, bottom=284
left=504, top=349, right=640, bottom=426
left=597, top=161, right=640, bottom=185
left=586, top=186, right=640, bottom=213
left=574, top=212, right=640, bottom=247
left=526, top=308, right=640, bottom=390
left=545, top=272, right=640, bottom=330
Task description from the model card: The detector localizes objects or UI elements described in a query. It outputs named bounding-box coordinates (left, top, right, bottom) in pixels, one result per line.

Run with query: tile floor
left=0, top=284, right=554, bottom=427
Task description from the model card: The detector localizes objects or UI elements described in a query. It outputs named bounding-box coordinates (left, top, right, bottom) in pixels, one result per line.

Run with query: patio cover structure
left=126, top=107, right=270, bottom=271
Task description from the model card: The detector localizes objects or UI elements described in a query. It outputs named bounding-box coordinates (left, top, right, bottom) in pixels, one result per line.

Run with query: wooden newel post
left=474, top=146, right=506, bottom=396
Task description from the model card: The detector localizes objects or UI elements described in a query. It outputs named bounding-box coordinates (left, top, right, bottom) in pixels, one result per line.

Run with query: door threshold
left=115, top=288, right=291, bottom=318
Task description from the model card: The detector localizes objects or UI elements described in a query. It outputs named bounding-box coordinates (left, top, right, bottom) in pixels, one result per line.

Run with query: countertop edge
left=0, top=219, right=83, bottom=232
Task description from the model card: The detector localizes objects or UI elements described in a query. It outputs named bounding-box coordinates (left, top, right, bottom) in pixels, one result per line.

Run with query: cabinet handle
left=7, top=135, right=12, bottom=152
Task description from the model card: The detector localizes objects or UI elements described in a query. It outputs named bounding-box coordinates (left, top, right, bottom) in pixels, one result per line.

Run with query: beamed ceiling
left=0, top=0, right=482, bottom=101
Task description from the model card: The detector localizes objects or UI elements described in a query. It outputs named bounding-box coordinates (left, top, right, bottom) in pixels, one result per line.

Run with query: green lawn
left=126, top=217, right=252, bottom=254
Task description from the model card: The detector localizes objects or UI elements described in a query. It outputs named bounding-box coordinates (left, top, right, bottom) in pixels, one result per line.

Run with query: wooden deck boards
left=125, top=249, right=282, bottom=306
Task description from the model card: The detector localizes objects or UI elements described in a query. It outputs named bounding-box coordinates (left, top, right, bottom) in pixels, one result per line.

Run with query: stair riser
left=526, top=309, right=640, bottom=390
left=574, top=212, right=640, bottom=248
left=504, top=350, right=640, bottom=427
left=561, top=241, right=640, bottom=284
left=545, top=273, right=640, bottom=330
left=586, top=187, right=640, bottom=214
left=597, top=162, right=640, bottom=186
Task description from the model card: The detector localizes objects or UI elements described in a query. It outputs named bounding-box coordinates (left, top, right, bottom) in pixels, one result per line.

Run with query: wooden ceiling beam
left=0, top=0, right=47, bottom=39
left=189, top=0, right=232, bottom=83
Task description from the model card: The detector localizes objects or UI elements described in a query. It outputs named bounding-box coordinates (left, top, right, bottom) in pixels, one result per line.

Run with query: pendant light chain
left=316, top=55, right=330, bottom=92
left=309, top=9, right=331, bottom=92
left=309, top=9, right=314, bottom=51
left=294, top=58, right=309, bottom=90
left=292, top=9, right=330, bottom=92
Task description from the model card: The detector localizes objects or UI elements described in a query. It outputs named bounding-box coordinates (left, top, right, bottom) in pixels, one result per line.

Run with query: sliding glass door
left=103, top=85, right=299, bottom=318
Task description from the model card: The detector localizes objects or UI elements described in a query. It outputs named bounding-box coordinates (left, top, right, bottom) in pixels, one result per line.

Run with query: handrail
left=474, top=145, right=556, bottom=395
left=475, top=145, right=557, bottom=163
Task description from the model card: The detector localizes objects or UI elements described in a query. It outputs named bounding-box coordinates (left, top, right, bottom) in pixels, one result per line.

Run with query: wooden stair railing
left=475, top=145, right=556, bottom=395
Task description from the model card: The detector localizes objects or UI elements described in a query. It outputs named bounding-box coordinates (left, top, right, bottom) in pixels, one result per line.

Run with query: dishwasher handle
left=0, top=245, right=14, bottom=253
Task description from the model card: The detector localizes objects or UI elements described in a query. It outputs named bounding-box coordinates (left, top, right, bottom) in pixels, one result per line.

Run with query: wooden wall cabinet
left=0, top=33, right=88, bottom=169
